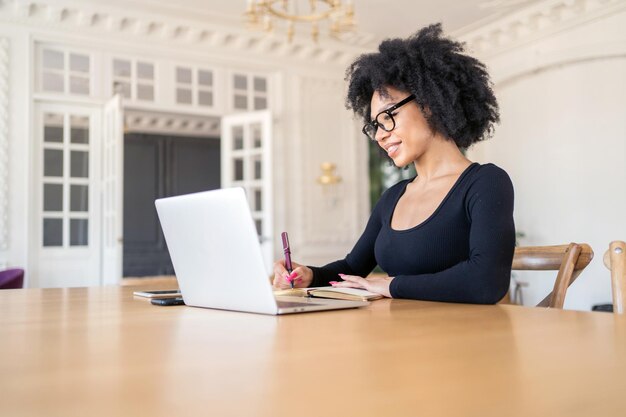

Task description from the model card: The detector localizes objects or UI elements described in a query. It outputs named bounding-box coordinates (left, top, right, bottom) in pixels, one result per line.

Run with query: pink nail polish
left=329, top=281, right=337, bottom=285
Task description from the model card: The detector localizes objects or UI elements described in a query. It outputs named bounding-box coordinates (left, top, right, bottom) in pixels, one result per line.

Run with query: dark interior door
left=123, top=133, right=220, bottom=277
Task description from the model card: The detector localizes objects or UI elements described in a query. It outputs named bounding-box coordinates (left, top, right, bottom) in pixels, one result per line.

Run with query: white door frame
left=221, top=110, right=273, bottom=273
left=32, top=102, right=102, bottom=288
left=101, top=95, right=124, bottom=285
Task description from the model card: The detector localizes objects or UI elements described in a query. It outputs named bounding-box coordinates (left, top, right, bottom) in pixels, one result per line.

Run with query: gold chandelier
left=245, top=0, right=356, bottom=43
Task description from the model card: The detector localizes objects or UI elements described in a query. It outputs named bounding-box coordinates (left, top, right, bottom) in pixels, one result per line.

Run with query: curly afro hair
left=345, top=23, right=499, bottom=149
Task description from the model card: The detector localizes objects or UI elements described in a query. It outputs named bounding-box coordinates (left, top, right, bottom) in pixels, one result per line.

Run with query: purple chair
left=0, top=268, right=24, bottom=289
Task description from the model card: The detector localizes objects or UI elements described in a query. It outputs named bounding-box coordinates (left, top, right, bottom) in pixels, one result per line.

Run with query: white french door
left=34, top=103, right=102, bottom=287
left=101, top=95, right=124, bottom=285
left=221, top=110, right=273, bottom=273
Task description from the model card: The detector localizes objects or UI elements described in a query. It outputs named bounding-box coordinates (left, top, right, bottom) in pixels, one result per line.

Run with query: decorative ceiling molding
left=124, top=109, right=220, bottom=137
left=0, top=0, right=373, bottom=66
left=0, top=37, right=9, bottom=250
left=495, top=53, right=626, bottom=87
left=460, top=0, right=626, bottom=57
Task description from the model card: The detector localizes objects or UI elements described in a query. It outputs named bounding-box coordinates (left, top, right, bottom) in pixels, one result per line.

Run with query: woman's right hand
left=272, top=259, right=313, bottom=289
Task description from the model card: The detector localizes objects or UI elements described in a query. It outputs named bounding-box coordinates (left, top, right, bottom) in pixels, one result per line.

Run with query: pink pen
left=281, top=232, right=294, bottom=289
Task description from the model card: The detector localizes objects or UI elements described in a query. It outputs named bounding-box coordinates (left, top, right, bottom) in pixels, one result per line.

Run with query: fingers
left=288, top=266, right=304, bottom=281
left=330, top=280, right=364, bottom=289
left=272, top=275, right=286, bottom=289
left=272, top=260, right=304, bottom=289
left=330, top=274, right=368, bottom=290
left=273, top=272, right=297, bottom=289
left=273, top=259, right=287, bottom=276
left=272, top=260, right=290, bottom=289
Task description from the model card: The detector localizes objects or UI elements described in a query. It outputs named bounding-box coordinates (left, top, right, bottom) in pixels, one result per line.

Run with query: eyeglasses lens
left=363, top=112, right=395, bottom=141
left=363, top=123, right=377, bottom=140
left=377, top=112, right=395, bottom=131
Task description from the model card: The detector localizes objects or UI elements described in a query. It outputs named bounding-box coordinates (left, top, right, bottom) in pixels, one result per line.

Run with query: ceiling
left=97, top=0, right=541, bottom=43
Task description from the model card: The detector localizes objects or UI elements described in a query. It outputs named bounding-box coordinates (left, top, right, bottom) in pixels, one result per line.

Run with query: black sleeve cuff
left=308, top=266, right=342, bottom=288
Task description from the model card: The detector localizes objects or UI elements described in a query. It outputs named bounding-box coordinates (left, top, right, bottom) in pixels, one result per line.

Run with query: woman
left=273, top=24, right=515, bottom=304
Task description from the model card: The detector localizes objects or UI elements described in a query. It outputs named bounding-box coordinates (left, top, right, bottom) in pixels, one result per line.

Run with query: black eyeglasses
left=362, top=94, right=416, bottom=141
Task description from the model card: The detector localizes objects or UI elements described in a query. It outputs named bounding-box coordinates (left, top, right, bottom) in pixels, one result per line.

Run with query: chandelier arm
left=246, top=0, right=355, bottom=42
left=264, top=0, right=340, bottom=22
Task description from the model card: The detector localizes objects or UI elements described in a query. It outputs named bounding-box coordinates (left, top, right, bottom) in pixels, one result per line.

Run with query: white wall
left=283, top=74, right=369, bottom=266
left=466, top=6, right=626, bottom=310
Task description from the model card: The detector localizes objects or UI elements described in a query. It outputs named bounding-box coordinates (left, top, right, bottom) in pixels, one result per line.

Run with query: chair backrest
left=512, top=243, right=593, bottom=309
left=603, top=241, right=626, bottom=314
left=0, top=268, right=25, bottom=289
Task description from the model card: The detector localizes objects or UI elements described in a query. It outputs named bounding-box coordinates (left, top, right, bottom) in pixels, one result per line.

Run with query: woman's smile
left=384, top=141, right=402, bottom=158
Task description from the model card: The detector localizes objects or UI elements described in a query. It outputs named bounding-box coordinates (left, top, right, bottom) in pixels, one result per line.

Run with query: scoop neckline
left=388, top=162, right=479, bottom=233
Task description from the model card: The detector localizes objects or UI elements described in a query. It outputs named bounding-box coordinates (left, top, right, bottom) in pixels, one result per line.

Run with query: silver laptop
left=155, top=188, right=368, bottom=315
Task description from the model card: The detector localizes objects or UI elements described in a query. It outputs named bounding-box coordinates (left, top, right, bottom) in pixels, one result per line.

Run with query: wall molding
left=124, top=109, right=220, bottom=137
left=459, top=0, right=626, bottom=58
left=0, top=0, right=371, bottom=67
left=0, top=37, right=8, bottom=250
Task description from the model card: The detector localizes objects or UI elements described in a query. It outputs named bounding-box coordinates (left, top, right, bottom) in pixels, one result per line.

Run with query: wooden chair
left=603, top=241, right=626, bottom=314
left=512, top=243, right=594, bottom=308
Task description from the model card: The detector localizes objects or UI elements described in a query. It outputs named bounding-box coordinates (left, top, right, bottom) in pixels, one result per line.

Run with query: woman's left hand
left=330, top=274, right=394, bottom=298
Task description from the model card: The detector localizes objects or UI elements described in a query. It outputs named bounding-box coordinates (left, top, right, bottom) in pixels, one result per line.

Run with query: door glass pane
left=253, top=77, right=267, bottom=92
left=234, top=159, right=244, bottom=181
left=253, top=157, right=262, bottom=180
left=43, top=218, right=63, bottom=246
left=70, top=185, right=89, bottom=212
left=198, top=91, right=213, bottom=106
left=42, top=49, right=64, bottom=70
left=70, top=76, right=90, bottom=95
left=234, top=95, right=247, bottom=110
left=69, top=54, right=89, bottom=73
left=137, top=84, right=154, bottom=101
left=70, top=116, right=89, bottom=144
left=44, top=113, right=63, bottom=143
left=254, top=189, right=262, bottom=212
left=198, top=70, right=213, bottom=86
left=233, top=126, right=244, bottom=150
left=113, top=59, right=131, bottom=77
left=254, top=96, right=267, bottom=110
left=44, top=149, right=63, bottom=177
left=114, top=82, right=131, bottom=98
left=176, top=88, right=192, bottom=104
left=43, top=184, right=63, bottom=211
left=42, top=72, right=64, bottom=92
left=70, top=219, right=89, bottom=246
left=137, top=62, right=154, bottom=80
left=234, top=74, right=247, bottom=90
left=176, top=67, right=192, bottom=84
left=255, top=219, right=262, bottom=237
left=251, top=123, right=262, bottom=148
left=70, top=151, right=89, bottom=178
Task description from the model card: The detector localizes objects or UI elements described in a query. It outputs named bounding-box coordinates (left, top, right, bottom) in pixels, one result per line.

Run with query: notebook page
left=309, top=287, right=379, bottom=297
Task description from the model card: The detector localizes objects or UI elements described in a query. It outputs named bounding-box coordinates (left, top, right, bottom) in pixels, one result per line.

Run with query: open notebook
left=274, top=286, right=383, bottom=302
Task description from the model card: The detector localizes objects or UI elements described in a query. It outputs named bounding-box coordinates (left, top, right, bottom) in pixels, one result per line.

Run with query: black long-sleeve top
left=309, top=163, right=515, bottom=304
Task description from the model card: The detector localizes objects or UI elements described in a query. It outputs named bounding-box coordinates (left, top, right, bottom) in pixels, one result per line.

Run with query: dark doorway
left=123, top=133, right=220, bottom=277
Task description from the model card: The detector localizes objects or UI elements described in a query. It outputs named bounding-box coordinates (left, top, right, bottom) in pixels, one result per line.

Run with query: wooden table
left=2, top=286, right=626, bottom=417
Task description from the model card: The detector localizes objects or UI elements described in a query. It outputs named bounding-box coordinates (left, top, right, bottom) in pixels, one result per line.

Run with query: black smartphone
left=151, top=297, right=185, bottom=306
